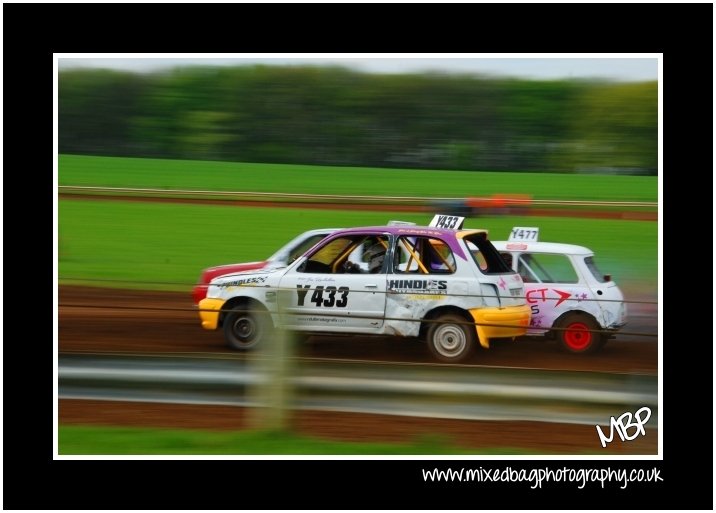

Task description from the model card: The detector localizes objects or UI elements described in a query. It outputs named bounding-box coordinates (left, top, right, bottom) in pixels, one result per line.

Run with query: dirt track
left=58, top=285, right=658, bottom=455
left=58, top=285, right=657, bottom=373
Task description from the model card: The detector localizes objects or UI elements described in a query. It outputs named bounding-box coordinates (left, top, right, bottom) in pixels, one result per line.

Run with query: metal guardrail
left=58, top=354, right=658, bottom=427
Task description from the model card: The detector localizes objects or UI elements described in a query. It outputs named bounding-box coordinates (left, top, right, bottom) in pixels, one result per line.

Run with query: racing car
left=198, top=215, right=531, bottom=363
left=493, top=227, right=627, bottom=354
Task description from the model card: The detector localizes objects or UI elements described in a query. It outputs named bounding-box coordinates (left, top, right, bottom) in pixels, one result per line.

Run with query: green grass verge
left=58, top=424, right=541, bottom=455
left=59, top=154, right=658, bottom=202
left=58, top=199, right=657, bottom=292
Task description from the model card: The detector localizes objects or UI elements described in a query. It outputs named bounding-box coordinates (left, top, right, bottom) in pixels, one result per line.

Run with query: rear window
left=584, top=256, right=609, bottom=283
left=463, top=233, right=511, bottom=274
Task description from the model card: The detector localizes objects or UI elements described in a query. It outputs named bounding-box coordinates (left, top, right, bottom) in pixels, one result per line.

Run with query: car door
left=277, top=233, right=388, bottom=333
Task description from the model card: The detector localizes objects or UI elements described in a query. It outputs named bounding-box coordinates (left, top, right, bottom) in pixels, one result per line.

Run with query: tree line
left=59, top=65, right=657, bottom=174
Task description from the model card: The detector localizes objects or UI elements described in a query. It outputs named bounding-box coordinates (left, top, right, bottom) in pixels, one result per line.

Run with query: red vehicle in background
left=192, top=228, right=337, bottom=305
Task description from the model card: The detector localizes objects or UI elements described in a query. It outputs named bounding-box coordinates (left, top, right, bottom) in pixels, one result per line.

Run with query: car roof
left=492, top=241, right=594, bottom=255
left=300, top=228, right=342, bottom=235
left=332, top=226, right=489, bottom=237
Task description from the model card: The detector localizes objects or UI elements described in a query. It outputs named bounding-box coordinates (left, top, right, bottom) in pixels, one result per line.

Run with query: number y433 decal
left=296, top=285, right=349, bottom=307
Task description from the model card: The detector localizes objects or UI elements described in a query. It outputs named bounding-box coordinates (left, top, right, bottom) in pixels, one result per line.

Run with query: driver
left=343, top=240, right=387, bottom=274
left=364, top=242, right=386, bottom=273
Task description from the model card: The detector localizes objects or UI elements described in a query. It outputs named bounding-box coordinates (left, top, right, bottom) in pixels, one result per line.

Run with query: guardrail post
left=247, top=326, right=296, bottom=431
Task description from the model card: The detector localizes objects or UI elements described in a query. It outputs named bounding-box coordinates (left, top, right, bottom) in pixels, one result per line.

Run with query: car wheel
left=555, top=313, right=602, bottom=354
left=426, top=314, right=475, bottom=363
left=223, top=305, right=271, bottom=351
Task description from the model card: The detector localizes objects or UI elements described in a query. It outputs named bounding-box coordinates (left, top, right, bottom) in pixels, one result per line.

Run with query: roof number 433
left=429, top=214, right=465, bottom=229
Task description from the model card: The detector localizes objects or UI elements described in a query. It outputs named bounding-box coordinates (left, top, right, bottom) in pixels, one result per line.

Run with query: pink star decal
left=498, top=277, right=506, bottom=290
left=577, top=292, right=588, bottom=302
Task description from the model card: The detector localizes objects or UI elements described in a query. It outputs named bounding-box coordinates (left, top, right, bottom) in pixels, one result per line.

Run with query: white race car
left=493, top=227, right=627, bottom=354
left=198, top=215, right=531, bottom=363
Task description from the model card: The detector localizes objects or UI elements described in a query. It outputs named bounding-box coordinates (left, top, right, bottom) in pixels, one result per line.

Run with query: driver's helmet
left=365, top=242, right=386, bottom=273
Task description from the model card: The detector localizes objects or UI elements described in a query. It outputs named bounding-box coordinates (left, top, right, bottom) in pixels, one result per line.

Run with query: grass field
left=58, top=425, right=539, bottom=455
left=58, top=199, right=657, bottom=291
left=58, top=154, right=658, bottom=292
left=59, top=154, right=658, bottom=202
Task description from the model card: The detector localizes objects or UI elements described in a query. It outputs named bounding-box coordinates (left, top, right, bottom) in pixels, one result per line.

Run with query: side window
left=297, top=234, right=389, bottom=274
left=351, top=235, right=390, bottom=274
left=394, top=236, right=455, bottom=274
left=517, top=256, right=537, bottom=282
left=518, top=253, right=578, bottom=284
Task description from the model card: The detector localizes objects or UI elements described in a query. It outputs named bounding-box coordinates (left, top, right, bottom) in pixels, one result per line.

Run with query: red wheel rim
left=563, top=322, right=592, bottom=351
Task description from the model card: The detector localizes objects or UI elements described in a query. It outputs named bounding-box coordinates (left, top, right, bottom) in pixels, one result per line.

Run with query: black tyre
left=223, top=305, right=272, bottom=351
left=426, top=314, right=476, bottom=363
left=555, top=313, right=603, bottom=354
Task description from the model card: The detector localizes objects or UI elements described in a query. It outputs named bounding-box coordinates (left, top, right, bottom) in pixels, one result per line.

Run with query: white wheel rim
left=433, top=324, right=467, bottom=358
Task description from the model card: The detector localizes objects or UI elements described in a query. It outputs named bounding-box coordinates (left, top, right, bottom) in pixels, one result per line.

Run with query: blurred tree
left=58, top=66, right=657, bottom=175
left=59, top=70, right=147, bottom=156
left=568, top=81, right=658, bottom=175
